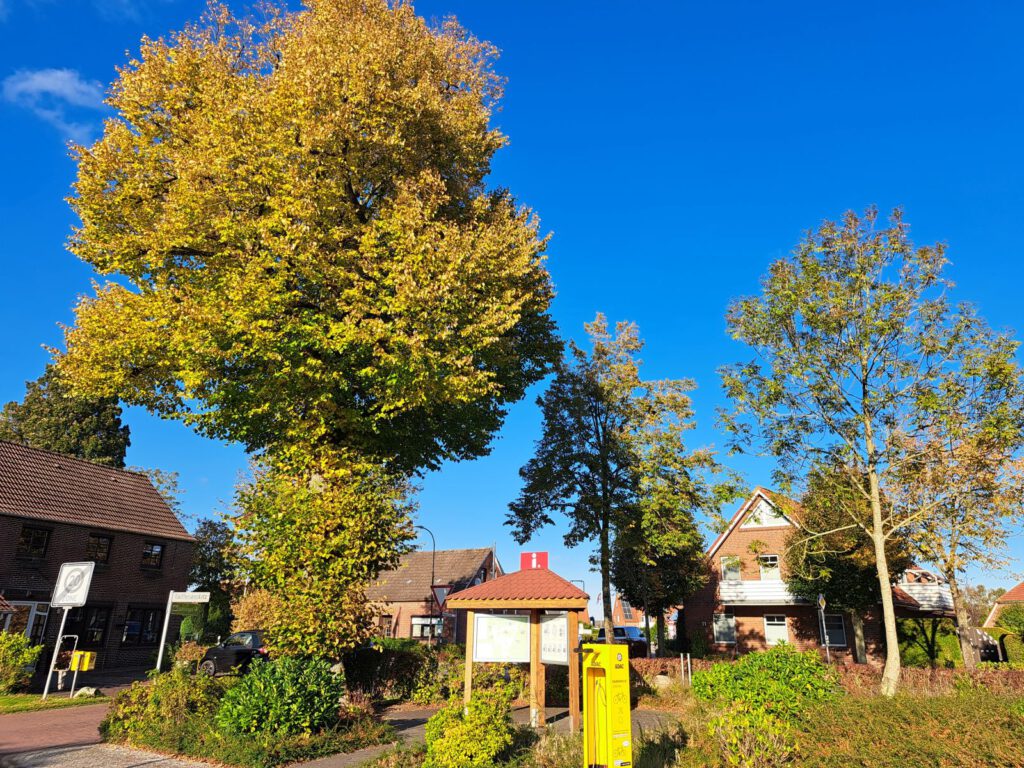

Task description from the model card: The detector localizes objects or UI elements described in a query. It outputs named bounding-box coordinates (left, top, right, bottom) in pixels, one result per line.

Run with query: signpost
left=155, top=591, right=211, bottom=672
left=42, top=562, right=95, bottom=699
left=817, top=593, right=831, bottom=663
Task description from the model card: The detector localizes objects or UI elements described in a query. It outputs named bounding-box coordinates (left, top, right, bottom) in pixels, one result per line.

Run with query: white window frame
left=721, top=556, right=741, bottom=582
left=713, top=613, right=736, bottom=644
left=821, top=614, right=848, bottom=647
left=758, top=554, right=781, bottom=581
left=411, top=616, right=443, bottom=639
left=763, top=614, right=788, bottom=645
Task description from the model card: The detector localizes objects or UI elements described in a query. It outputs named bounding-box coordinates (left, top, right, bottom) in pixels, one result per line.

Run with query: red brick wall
left=0, top=514, right=192, bottom=669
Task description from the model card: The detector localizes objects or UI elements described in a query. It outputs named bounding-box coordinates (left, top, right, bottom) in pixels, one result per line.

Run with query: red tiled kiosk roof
left=0, top=594, right=14, bottom=614
left=446, top=567, right=589, bottom=610
left=997, top=581, right=1024, bottom=604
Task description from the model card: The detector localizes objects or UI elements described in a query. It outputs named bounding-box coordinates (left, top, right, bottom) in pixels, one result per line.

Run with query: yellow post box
left=582, top=643, right=633, bottom=768
left=70, top=650, right=96, bottom=672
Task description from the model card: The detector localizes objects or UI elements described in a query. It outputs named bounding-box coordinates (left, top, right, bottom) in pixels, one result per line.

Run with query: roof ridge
left=0, top=438, right=147, bottom=478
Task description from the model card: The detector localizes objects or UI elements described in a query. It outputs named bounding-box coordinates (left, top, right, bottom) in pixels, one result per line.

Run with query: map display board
left=540, top=614, right=570, bottom=665
left=473, top=614, right=530, bottom=663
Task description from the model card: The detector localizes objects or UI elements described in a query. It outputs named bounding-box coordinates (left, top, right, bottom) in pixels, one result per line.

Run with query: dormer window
left=759, top=555, right=780, bottom=580
left=721, top=556, right=741, bottom=582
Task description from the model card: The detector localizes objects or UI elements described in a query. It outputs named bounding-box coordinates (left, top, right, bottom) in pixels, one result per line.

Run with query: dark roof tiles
left=0, top=440, right=192, bottom=541
left=366, top=547, right=495, bottom=603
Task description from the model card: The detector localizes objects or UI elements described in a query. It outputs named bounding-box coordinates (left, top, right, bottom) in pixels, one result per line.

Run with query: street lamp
left=415, top=525, right=437, bottom=646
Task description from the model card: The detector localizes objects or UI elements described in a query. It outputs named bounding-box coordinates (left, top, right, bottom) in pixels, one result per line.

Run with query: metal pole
left=42, top=607, right=70, bottom=700
left=155, top=591, right=174, bottom=673
left=415, top=525, right=436, bottom=645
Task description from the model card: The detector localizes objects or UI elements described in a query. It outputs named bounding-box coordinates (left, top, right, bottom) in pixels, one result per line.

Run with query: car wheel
left=199, top=660, right=216, bottom=676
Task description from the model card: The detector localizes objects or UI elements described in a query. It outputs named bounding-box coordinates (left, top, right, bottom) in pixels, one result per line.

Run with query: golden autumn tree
left=59, top=0, right=559, bottom=653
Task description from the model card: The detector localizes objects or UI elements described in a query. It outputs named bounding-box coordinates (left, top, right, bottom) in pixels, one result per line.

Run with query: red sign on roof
left=520, top=551, right=549, bottom=570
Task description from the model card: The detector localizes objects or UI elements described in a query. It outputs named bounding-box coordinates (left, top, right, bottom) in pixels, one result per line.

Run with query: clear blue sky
left=2, top=1, right=1022, bottom=617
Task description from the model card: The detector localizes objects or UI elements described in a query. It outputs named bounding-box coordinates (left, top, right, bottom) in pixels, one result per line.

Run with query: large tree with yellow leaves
left=60, top=0, right=559, bottom=654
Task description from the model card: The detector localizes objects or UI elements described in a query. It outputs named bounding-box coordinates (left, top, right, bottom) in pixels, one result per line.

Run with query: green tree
left=961, top=585, right=1007, bottom=626
left=0, top=364, right=129, bottom=466
left=58, top=0, right=558, bottom=474
left=784, top=465, right=914, bottom=663
left=722, top=207, right=1019, bottom=694
left=508, top=315, right=729, bottom=641
left=233, top=452, right=414, bottom=657
left=188, top=519, right=238, bottom=640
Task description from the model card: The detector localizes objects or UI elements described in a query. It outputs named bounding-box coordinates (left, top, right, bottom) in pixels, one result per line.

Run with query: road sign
left=431, top=584, right=451, bottom=609
left=51, top=562, right=95, bottom=608
left=817, top=593, right=827, bottom=610
left=170, top=591, right=211, bottom=604
left=520, top=551, right=549, bottom=570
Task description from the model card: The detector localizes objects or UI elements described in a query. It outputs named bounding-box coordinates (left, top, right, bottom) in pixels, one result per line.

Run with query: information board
left=540, top=614, right=570, bottom=665
left=473, top=614, right=530, bottom=663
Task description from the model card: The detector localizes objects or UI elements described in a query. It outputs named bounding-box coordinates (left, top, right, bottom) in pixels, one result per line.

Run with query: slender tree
left=961, top=585, right=1007, bottom=626
left=508, top=314, right=729, bottom=642
left=721, top=207, right=1018, bottom=694
left=0, top=364, right=129, bottom=466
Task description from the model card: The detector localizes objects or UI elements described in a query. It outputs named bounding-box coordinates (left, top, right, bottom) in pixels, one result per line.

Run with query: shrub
left=691, top=644, right=838, bottom=722
left=173, top=640, right=208, bottom=671
left=897, top=618, right=962, bottom=668
left=708, top=704, right=796, bottom=768
left=998, top=605, right=1024, bottom=634
left=0, top=632, right=43, bottom=693
left=527, top=730, right=582, bottom=768
left=230, top=589, right=284, bottom=635
left=423, top=684, right=515, bottom=768
left=343, top=642, right=429, bottom=700
left=410, top=644, right=528, bottom=705
left=216, top=657, right=346, bottom=736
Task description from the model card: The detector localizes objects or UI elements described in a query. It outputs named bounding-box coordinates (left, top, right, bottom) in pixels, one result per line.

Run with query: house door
left=764, top=614, right=788, bottom=646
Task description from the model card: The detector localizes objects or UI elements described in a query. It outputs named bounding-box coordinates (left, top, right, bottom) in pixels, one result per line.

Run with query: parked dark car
left=596, top=626, right=649, bottom=658
left=198, top=630, right=269, bottom=675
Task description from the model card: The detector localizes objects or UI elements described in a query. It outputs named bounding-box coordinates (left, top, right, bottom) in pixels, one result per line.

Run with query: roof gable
left=0, top=440, right=192, bottom=541
left=707, top=487, right=800, bottom=558
left=366, top=547, right=495, bottom=603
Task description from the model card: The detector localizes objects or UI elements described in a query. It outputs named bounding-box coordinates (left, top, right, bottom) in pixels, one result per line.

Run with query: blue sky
left=2, top=1, right=1023, bottom=616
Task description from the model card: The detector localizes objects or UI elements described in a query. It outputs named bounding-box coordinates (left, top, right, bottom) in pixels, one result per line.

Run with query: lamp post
left=415, top=525, right=437, bottom=646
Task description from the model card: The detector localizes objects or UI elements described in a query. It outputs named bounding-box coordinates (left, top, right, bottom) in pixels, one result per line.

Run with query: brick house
left=610, top=594, right=678, bottom=640
left=984, top=581, right=1024, bottom=627
left=0, top=440, right=193, bottom=670
left=684, top=487, right=954, bottom=664
left=366, top=547, right=502, bottom=643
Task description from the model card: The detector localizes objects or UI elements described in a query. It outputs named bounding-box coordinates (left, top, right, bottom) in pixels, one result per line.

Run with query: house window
left=821, top=614, right=848, bottom=647
left=121, top=607, right=162, bottom=646
left=68, top=606, right=110, bottom=646
left=622, top=601, right=634, bottom=620
left=759, top=555, right=780, bottom=581
left=764, top=614, right=788, bottom=645
left=411, top=616, right=442, bottom=639
left=16, top=526, right=50, bottom=558
left=141, top=542, right=164, bottom=569
left=713, top=613, right=736, bottom=644
left=378, top=615, right=393, bottom=638
left=86, top=534, right=112, bottom=564
left=721, top=556, right=741, bottom=582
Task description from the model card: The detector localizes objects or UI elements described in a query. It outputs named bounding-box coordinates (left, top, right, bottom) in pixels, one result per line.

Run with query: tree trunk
left=867, top=466, right=901, bottom=696
left=947, top=573, right=976, bottom=670
left=850, top=610, right=868, bottom=665
left=656, top=612, right=666, bottom=658
left=600, top=523, right=615, bottom=643
left=642, top=595, right=652, bottom=658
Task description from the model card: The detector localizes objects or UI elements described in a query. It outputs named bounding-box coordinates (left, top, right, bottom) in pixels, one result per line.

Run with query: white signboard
left=473, top=614, right=530, bottom=663
left=540, top=614, right=570, bottom=665
left=51, top=562, right=95, bottom=608
left=171, top=591, right=211, bottom=604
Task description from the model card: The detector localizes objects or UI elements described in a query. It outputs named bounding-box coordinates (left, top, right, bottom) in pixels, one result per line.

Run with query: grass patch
left=0, top=692, right=107, bottom=714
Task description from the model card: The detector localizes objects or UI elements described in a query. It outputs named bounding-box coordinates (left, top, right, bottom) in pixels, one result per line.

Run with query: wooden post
left=530, top=609, right=545, bottom=726
left=464, top=609, right=475, bottom=709
left=568, top=609, right=581, bottom=731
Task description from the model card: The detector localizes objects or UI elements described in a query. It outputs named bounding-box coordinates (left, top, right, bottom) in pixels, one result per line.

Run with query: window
left=721, top=556, right=741, bottom=582
left=223, top=632, right=255, bottom=648
left=141, top=542, right=164, bottom=569
left=764, top=614, right=788, bottom=645
left=68, top=606, right=110, bottom=646
left=86, top=534, right=112, bottom=564
left=758, top=555, right=780, bottom=580
left=121, top=607, right=162, bottom=646
left=16, top=526, right=50, bottom=558
left=621, top=601, right=634, bottom=620
left=411, top=616, right=443, bottom=639
left=713, top=613, right=736, bottom=644
left=821, top=614, right=847, bottom=647
left=377, top=615, right=393, bottom=638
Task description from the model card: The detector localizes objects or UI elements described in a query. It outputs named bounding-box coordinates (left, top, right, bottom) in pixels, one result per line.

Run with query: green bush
left=410, top=644, right=527, bottom=705
left=0, top=632, right=43, bottom=693
left=998, top=605, right=1024, bottom=634
left=216, top=657, right=346, bottom=736
left=343, top=642, right=428, bottom=700
left=424, top=684, right=515, bottom=768
left=708, top=703, right=796, bottom=768
left=692, top=644, right=838, bottom=722
left=897, top=618, right=962, bottom=668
